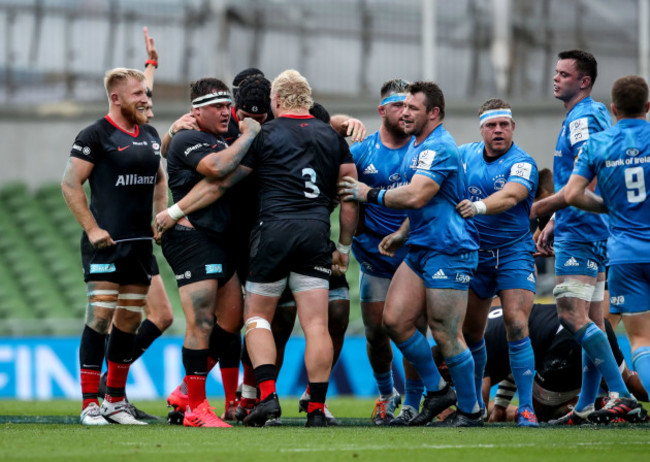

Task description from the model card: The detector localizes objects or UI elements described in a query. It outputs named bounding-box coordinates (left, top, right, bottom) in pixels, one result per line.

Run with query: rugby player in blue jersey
left=340, top=81, right=482, bottom=427
left=531, top=50, right=635, bottom=425
left=565, top=74, right=650, bottom=424
left=350, top=79, right=425, bottom=425
left=456, top=98, right=539, bottom=426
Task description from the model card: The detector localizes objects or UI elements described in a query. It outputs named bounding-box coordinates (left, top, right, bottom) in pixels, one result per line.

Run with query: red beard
left=121, top=101, right=147, bottom=126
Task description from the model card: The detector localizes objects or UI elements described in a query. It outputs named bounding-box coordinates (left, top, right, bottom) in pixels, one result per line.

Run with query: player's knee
left=245, top=316, right=272, bottom=336
left=557, top=315, right=577, bottom=335
left=553, top=280, right=595, bottom=302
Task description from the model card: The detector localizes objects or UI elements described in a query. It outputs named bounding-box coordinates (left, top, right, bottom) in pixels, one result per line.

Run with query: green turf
left=1, top=399, right=649, bottom=462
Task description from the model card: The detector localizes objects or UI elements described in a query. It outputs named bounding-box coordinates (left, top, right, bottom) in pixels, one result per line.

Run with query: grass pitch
left=1, top=398, right=649, bottom=462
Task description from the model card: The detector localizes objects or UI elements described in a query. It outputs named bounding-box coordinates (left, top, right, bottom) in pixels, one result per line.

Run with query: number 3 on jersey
left=625, top=166, right=646, bottom=203
left=302, top=167, right=320, bottom=198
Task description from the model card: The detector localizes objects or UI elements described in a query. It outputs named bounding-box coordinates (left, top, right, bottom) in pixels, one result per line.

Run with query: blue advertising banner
left=0, top=335, right=634, bottom=400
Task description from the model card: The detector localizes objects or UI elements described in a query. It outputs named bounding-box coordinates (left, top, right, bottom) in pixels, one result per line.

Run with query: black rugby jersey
left=241, top=114, right=353, bottom=224
left=69, top=116, right=161, bottom=240
left=166, top=129, right=233, bottom=236
left=484, top=303, right=564, bottom=384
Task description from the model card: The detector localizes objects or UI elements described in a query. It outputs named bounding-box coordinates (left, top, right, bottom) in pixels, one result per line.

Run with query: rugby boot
left=80, top=402, right=109, bottom=426
left=389, top=404, right=418, bottom=426
left=243, top=392, right=281, bottom=427
left=371, top=388, right=401, bottom=425
left=305, top=408, right=328, bottom=427
left=427, top=409, right=484, bottom=427
left=516, top=405, right=539, bottom=427
left=408, top=384, right=456, bottom=426
left=183, top=399, right=232, bottom=428
left=588, top=392, right=648, bottom=424
left=100, top=399, right=147, bottom=425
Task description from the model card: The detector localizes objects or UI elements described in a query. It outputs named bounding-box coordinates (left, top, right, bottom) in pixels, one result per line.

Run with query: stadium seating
left=0, top=182, right=185, bottom=335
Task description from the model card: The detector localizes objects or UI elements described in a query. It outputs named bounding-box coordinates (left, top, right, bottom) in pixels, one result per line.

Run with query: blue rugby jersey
left=554, top=97, right=611, bottom=243
left=572, top=118, right=650, bottom=264
left=459, top=141, right=538, bottom=250
left=351, top=131, right=412, bottom=236
left=402, top=124, right=479, bottom=253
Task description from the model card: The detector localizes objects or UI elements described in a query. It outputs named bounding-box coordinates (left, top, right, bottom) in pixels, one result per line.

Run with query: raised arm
left=142, top=26, right=158, bottom=90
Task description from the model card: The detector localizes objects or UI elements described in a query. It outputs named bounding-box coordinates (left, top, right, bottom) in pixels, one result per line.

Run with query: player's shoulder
left=139, top=123, right=160, bottom=140
left=458, top=141, right=483, bottom=157
left=507, top=143, right=537, bottom=165
left=350, top=131, right=380, bottom=154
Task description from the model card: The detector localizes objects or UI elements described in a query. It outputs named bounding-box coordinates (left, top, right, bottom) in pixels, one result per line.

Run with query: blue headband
left=380, top=93, right=406, bottom=106
left=479, top=108, right=512, bottom=126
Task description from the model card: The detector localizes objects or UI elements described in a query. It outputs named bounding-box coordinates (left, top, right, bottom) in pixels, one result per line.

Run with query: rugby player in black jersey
left=163, top=74, right=360, bottom=426
left=156, top=70, right=358, bottom=427
left=97, top=28, right=174, bottom=421
left=62, top=67, right=167, bottom=425
left=433, top=303, right=647, bottom=423
left=160, top=77, right=260, bottom=428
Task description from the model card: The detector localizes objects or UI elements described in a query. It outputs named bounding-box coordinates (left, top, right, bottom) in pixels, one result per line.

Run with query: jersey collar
left=105, top=115, right=140, bottom=137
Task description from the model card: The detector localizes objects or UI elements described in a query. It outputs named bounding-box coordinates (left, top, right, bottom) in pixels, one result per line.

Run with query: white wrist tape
left=474, top=200, right=487, bottom=215
left=167, top=203, right=186, bottom=221
left=336, top=242, right=351, bottom=255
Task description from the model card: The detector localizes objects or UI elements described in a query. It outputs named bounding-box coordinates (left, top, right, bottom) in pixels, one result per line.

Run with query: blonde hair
left=271, top=69, right=313, bottom=111
left=104, top=67, right=146, bottom=99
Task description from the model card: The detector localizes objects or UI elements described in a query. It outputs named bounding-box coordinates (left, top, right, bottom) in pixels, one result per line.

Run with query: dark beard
left=121, top=102, right=147, bottom=126
left=384, top=117, right=409, bottom=140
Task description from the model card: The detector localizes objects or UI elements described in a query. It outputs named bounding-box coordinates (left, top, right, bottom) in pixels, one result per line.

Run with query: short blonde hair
left=104, top=67, right=146, bottom=99
left=271, top=69, right=313, bottom=111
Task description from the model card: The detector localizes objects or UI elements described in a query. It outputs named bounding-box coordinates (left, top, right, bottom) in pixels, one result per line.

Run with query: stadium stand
left=0, top=182, right=185, bottom=335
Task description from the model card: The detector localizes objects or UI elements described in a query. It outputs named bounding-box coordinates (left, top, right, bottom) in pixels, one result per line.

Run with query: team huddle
left=62, top=32, right=650, bottom=428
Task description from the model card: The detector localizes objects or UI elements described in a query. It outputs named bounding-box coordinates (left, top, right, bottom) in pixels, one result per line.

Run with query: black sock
left=309, top=382, right=329, bottom=405
left=132, top=319, right=163, bottom=362
left=208, top=323, right=241, bottom=364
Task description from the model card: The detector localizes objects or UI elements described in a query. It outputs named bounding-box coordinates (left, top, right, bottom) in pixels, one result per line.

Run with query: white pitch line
left=280, top=441, right=650, bottom=453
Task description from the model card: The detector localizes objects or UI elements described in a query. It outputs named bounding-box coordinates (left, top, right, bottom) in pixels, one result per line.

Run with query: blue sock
left=445, top=349, right=479, bottom=414
left=508, top=337, right=535, bottom=410
left=632, top=346, right=650, bottom=397
left=373, top=370, right=394, bottom=397
left=575, top=350, right=601, bottom=412
left=403, top=378, right=425, bottom=409
left=468, top=339, right=487, bottom=410
left=576, top=322, right=630, bottom=398
left=396, top=331, right=444, bottom=393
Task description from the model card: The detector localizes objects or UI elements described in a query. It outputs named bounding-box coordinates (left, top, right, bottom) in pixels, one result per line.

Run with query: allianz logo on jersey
left=89, top=263, right=116, bottom=273
left=184, top=143, right=209, bottom=156
left=115, top=174, right=156, bottom=186
left=610, top=295, right=625, bottom=306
